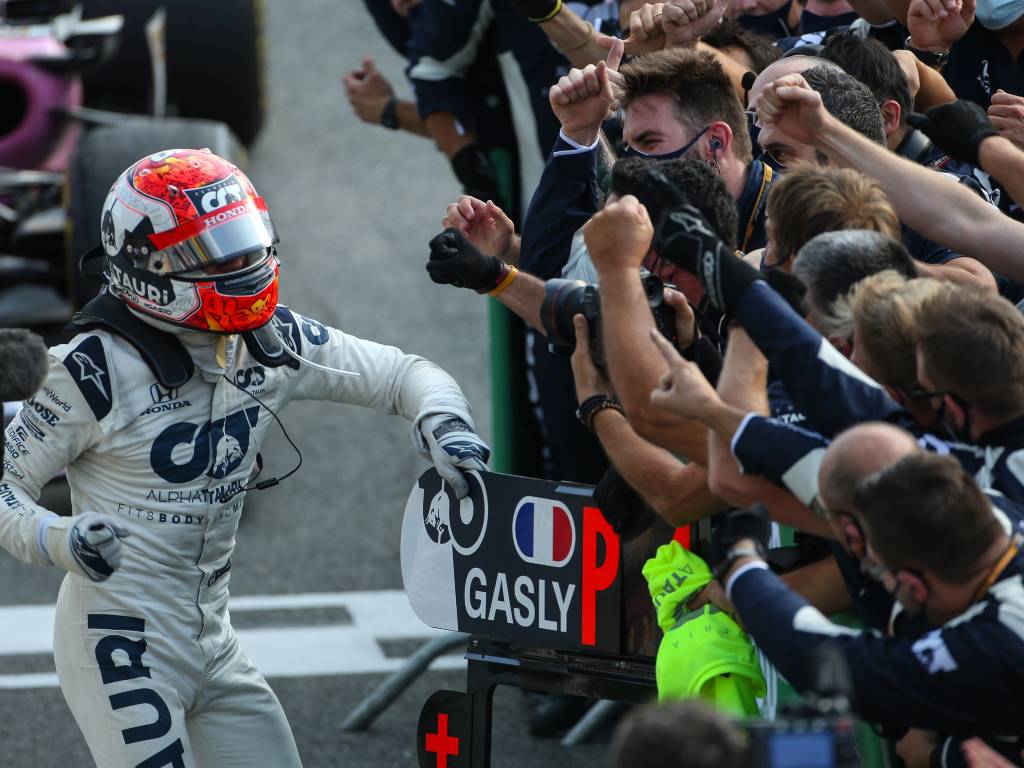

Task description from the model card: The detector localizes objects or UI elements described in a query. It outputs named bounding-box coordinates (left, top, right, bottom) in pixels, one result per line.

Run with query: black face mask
left=799, top=8, right=859, bottom=33
left=737, top=2, right=794, bottom=39
left=621, top=126, right=710, bottom=161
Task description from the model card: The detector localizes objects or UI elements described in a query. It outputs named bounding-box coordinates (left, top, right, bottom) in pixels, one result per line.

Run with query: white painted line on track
left=0, top=589, right=464, bottom=689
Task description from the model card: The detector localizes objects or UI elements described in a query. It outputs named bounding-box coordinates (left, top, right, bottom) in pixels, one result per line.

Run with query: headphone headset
left=710, top=137, right=722, bottom=152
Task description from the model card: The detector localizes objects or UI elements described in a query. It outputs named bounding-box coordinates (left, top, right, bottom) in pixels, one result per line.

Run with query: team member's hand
left=663, top=0, right=728, bottom=47
left=424, top=417, right=490, bottom=498
left=987, top=90, right=1024, bottom=150
left=687, top=579, right=738, bottom=619
left=40, top=512, right=129, bottom=582
left=906, top=99, right=998, bottom=166
left=584, top=195, right=654, bottom=272
left=549, top=38, right=624, bottom=145
left=755, top=73, right=830, bottom=147
left=441, top=196, right=517, bottom=260
left=623, top=3, right=668, bottom=54
left=891, top=50, right=922, bottom=101
left=664, top=287, right=696, bottom=350
left=570, top=315, right=610, bottom=402
left=896, top=730, right=941, bottom=768
left=906, top=0, right=974, bottom=52
left=426, top=229, right=512, bottom=292
left=342, top=57, right=395, bottom=125
left=708, top=505, right=771, bottom=581
left=962, top=738, right=1019, bottom=768
left=648, top=330, right=721, bottom=419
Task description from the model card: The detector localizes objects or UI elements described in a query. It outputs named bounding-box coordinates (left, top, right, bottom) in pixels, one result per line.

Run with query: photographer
left=706, top=452, right=1024, bottom=740
left=428, top=155, right=740, bottom=464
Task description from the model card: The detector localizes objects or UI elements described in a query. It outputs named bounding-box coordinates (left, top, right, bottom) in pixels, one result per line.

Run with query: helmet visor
left=146, top=197, right=278, bottom=275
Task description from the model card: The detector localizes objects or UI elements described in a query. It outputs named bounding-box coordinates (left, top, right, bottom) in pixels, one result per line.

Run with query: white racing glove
left=424, top=415, right=490, bottom=498
left=38, top=512, right=129, bottom=582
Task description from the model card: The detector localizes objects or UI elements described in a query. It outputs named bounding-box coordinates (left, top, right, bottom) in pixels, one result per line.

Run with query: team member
left=0, top=149, right=488, bottom=768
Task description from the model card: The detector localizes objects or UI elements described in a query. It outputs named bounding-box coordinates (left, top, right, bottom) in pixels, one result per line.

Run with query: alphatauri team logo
left=149, top=406, right=259, bottom=483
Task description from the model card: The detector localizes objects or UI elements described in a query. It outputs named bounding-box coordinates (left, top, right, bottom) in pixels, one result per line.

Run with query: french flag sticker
left=513, top=497, right=576, bottom=567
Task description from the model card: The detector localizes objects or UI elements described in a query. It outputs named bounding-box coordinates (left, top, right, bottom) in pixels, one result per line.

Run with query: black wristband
left=380, top=97, right=399, bottom=130
left=515, top=0, right=563, bottom=22
left=905, top=36, right=948, bottom=68
left=576, top=394, right=624, bottom=432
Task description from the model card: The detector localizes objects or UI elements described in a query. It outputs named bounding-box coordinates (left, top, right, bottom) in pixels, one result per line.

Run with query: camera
left=539, top=269, right=680, bottom=369
left=746, top=645, right=859, bottom=768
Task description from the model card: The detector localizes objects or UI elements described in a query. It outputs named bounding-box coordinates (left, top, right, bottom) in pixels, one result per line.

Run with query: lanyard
left=970, top=541, right=1020, bottom=604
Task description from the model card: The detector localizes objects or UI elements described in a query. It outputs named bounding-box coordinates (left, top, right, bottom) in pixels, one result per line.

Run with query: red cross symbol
left=425, top=713, right=460, bottom=768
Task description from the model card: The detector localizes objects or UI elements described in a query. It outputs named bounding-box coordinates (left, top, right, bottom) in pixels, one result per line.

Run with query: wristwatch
left=905, top=36, right=949, bottom=68
left=380, top=97, right=399, bottom=130
left=713, top=543, right=765, bottom=581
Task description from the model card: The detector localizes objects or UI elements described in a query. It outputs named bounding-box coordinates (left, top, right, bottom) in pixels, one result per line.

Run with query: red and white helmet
left=99, top=148, right=280, bottom=333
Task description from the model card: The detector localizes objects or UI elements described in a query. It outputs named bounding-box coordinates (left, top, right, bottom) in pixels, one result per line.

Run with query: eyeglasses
left=908, top=384, right=970, bottom=411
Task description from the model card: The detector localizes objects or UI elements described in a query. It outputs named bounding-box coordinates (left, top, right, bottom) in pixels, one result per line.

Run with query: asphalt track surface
left=0, top=3, right=611, bottom=767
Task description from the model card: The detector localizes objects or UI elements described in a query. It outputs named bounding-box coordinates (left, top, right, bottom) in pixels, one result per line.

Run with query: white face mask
left=975, top=0, right=1024, bottom=29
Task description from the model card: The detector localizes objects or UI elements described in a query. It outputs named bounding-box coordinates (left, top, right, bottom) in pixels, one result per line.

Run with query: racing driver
left=0, top=148, right=489, bottom=767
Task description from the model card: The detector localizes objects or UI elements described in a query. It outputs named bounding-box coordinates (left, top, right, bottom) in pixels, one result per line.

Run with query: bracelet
left=380, top=96, right=399, bottom=130
left=576, top=394, right=624, bottom=432
left=904, top=35, right=949, bottom=68
left=487, top=265, right=519, bottom=297
left=530, top=0, right=563, bottom=23
left=557, top=24, right=596, bottom=54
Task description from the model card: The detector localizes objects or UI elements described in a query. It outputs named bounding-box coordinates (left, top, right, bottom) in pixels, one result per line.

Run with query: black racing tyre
left=81, top=0, right=266, bottom=146
left=67, top=117, right=241, bottom=309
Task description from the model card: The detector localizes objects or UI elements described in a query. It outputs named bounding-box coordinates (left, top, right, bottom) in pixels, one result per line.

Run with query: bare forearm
left=425, top=112, right=475, bottom=159
left=537, top=10, right=605, bottom=68
left=914, top=258, right=997, bottom=290
left=504, top=235, right=522, bottom=266
left=844, top=0, right=896, bottom=24
left=600, top=268, right=709, bottom=463
left=780, top=556, right=851, bottom=615
left=913, top=57, right=957, bottom=109
left=592, top=409, right=722, bottom=525
left=495, top=270, right=547, bottom=332
left=817, top=118, right=1024, bottom=283
left=396, top=100, right=430, bottom=137
left=980, top=135, right=1024, bottom=211
left=708, top=329, right=772, bottom=505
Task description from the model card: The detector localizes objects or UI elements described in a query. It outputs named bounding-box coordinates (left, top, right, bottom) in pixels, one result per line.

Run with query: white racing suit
left=0, top=306, right=475, bottom=767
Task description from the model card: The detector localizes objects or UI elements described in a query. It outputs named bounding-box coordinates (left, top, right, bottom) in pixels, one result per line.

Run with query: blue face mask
left=736, top=2, right=793, bottom=38
left=976, top=0, right=1024, bottom=29
left=622, top=126, right=710, bottom=160
left=799, top=8, right=858, bottom=33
